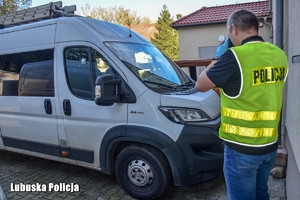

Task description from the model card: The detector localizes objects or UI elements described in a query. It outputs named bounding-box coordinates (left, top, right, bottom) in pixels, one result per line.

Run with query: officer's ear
left=231, top=24, right=238, bottom=34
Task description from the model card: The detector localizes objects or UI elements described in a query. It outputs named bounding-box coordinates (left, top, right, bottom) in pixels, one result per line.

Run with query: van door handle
left=63, top=99, right=71, bottom=116
left=44, top=99, right=52, bottom=115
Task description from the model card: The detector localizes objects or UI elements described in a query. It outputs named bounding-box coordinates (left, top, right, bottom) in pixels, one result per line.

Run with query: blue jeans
left=223, top=145, right=277, bottom=200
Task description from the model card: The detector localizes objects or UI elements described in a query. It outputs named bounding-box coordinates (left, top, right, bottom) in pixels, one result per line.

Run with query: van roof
left=0, top=16, right=151, bottom=46
left=0, top=2, right=151, bottom=47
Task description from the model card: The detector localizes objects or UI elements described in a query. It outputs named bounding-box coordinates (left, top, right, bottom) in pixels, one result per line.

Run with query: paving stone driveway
left=0, top=150, right=227, bottom=200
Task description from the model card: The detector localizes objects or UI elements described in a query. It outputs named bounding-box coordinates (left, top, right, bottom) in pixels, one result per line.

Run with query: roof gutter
left=274, top=0, right=284, bottom=49
left=170, top=21, right=227, bottom=30
left=264, top=17, right=273, bottom=43
left=273, top=0, right=285, bottom=146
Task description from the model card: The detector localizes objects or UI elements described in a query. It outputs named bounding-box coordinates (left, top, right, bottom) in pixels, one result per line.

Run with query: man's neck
left=241, top=35, right=264, bottom=45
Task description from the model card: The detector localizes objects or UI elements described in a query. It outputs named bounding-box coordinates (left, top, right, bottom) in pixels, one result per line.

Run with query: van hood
left=160, top=89, right=220, bottom=119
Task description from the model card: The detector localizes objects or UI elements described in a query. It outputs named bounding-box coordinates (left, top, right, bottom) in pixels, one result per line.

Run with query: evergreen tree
left=151, top=5, right=178, bottom=60
left=0, top=0, right=32, bottom=14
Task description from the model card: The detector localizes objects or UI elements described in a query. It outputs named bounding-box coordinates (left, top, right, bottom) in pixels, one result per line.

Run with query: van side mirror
left=95, top=74, right=121, bottom=106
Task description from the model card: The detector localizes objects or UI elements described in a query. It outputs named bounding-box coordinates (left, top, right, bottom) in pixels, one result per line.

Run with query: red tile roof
left=171, top=1, right=271, bottom=28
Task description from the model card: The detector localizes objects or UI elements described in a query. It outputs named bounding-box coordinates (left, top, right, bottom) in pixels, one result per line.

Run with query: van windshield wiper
left=172, top=81, right=195, bottom=90
left=143, top=80, right=178, bottom=90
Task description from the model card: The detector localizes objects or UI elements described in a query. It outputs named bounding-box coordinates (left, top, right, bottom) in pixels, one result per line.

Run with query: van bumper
left=162, top=117, right=224, bottom=186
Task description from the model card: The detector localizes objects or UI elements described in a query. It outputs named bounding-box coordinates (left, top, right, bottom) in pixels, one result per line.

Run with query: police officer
left=196, top=9, right=288, bottom=200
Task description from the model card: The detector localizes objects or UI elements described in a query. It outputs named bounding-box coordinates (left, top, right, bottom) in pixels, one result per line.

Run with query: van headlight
left=159, top=107, right=211, bottom=124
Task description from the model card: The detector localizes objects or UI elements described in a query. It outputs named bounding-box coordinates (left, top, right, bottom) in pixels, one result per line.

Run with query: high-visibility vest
left=219, top=41, right=288, bottom=147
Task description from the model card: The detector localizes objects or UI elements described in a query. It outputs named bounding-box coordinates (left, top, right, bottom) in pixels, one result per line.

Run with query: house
left=170, top=1, right=300, bottom=199
left=281, top=0, right=300, bottom=199
left=171, top=1, right=272, bottom=61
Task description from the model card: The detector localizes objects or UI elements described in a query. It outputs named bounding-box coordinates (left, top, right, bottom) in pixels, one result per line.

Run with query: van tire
left=115, top=144, right=171, bottom=200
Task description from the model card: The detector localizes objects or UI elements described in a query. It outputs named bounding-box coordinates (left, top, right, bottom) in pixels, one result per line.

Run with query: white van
left=0, top=2, right=223, bottom=199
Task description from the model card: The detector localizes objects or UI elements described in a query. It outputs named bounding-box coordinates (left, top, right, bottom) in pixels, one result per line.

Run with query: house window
left=198, top=46, right=218, bottom=74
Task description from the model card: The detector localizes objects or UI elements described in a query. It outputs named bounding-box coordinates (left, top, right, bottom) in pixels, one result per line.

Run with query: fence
left=174, top=59, right=220, bottom=95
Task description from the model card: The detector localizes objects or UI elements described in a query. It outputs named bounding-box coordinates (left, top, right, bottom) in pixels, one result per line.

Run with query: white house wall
left=178, top=22, right=271, bottom=61
left=283, top=0, right=300, bottom=199
left=178, top=24, right=228, bottom=59
left=285, top=0, right=300, bottom=167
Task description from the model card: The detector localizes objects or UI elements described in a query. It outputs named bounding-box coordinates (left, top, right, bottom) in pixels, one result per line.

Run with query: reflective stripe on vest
left=221, top=123, right=276, bottom=138
left=222, top=107, right=280, bottom=121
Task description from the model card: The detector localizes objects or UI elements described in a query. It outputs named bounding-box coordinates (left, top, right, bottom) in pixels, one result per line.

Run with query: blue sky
left=32, top=0, right=261, bottom=21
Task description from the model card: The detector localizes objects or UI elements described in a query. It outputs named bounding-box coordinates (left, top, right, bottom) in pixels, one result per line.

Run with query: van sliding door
left=0, top=49, right=61, bottom=158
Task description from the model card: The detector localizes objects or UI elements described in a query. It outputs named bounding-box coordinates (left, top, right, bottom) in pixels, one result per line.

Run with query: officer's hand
left=215, top=37, right=233, bottom=57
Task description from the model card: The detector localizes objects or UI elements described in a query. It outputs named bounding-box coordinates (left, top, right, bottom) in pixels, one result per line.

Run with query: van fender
left=99, top=125, right=174, bottom=175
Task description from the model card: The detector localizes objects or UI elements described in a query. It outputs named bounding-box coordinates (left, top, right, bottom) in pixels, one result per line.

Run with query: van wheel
left=115, top=144, right=171, bottom=200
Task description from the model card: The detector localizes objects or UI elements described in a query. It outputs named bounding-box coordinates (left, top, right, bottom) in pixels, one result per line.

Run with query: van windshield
left=105, top=42, right=193, bottom=89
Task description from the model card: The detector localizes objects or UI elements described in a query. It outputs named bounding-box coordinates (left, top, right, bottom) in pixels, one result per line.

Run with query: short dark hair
left=227, top=9, right=259, bottom=32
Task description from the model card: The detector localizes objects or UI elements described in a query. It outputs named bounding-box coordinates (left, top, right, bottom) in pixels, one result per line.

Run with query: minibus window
left=64, top=47, right=116, bottom=100
left=65, top=47, right=94, bottom=99
left=18, top=60, right=54, bottom=96
left=0, top=49, right=54, bottom=96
